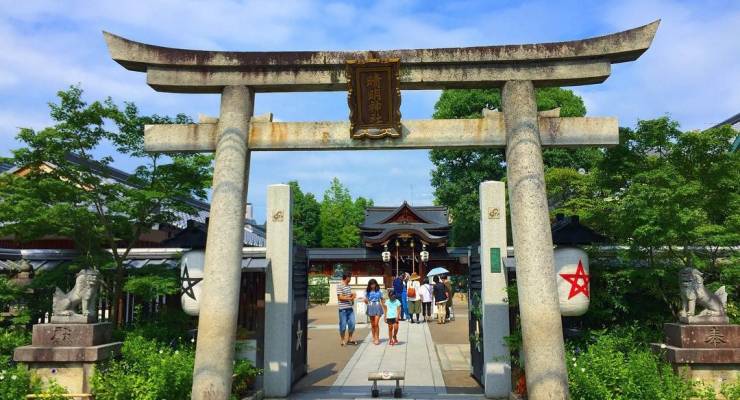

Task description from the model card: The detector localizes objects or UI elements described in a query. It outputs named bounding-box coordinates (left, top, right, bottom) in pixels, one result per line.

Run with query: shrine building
left=307, top=202, right=470, bottom=287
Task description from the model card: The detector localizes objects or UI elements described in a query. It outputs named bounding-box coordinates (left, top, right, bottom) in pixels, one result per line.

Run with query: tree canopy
left=317, top=178, right=373, bottom=248
left=289, top=180, right=321, bottom=247
left=430, top=87, right=595, bottom=245
left=0, top=86, right=212, bottom=325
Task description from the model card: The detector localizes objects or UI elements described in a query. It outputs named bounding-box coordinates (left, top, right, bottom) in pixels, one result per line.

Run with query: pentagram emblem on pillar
left=346, top=58, right=402, bottom=140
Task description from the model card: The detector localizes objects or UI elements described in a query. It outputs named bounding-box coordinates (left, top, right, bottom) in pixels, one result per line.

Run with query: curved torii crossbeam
left=104, top=20, right=659, bottom=92
left=102, top=21, right=659, bottom=400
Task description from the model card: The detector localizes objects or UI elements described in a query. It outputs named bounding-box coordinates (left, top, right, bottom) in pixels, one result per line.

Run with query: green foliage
left=290, top=181, right=322, bottom=247
left=231, top=359, right=262, bottom=399
left=121, top=309, right=195, bottom=344
left=585, top=119, right=739, bottom=266
left=0, top=277, right=29, bottom=326
left=430, top=87, right=594, bottom=245
left=0, top=329, right=30, bottom=362
left=308, top=275, right=330, bottom=304
left=319, top=178, right=372, bottom=247
left=0, top=362, right=40, bottom=400
left=91, top=335, right=195, bottom=400
left=567, top=326, right=696, bottom=400
left=720, top=382, right=740, bottom=400
left=0, top=86, right=212, bottom=325
left=92, top=334, right=256, bottom=400
left=123, top=265, right=180, bottom=302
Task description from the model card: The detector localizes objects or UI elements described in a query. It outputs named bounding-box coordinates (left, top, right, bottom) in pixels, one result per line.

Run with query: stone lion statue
left=51, top=269, right=100, bottom=323
left=679, top=267, right=727, bottom=322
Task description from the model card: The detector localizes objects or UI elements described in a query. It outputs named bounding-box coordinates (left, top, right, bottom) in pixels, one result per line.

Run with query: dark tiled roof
left=551, top=214, right=608, bottom=245
left=360, top=202, right=450, bottom=230
left=710, top=112, right=740, bottom=129
left=0, top=162, right=14, bottom=174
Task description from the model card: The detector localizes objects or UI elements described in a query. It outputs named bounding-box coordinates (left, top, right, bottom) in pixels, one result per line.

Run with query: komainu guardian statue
left=678, top=267, right=728, bottom=324
left=51, top=269, right=100, bottom=323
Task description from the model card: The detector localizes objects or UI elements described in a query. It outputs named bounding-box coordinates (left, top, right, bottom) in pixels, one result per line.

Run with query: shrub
left=91, top=335, right=195, bottom=400
left=308, top=275, right=329, bottom=304
left=0, top=362, right=38, bottom=400
left=567, top=326, right=696, bottom=400
left=120, top=309, right=195, bottom=344
left=0, top=328, right=30, bottom=360
left=231, top=359, right=262, bottom=399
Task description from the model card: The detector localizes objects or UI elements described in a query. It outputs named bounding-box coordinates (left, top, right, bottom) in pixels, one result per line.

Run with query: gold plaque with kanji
left=346, top=59, right=401, bottom=139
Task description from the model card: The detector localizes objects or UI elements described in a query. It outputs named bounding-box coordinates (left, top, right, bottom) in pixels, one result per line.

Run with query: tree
left=0, top=86, right=212, bottom=326
left=289, top=180, right=321, bottom=247
left=430, top=87, right=594, bottom=245
left=592, top=118, right=740, bottom=270
left=319, top=178, right=373, bottom=247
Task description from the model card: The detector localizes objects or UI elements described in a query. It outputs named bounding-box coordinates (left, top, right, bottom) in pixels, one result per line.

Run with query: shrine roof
left=360, top=202, right=449, bottom=230
left=363, top=226, right=448, bottom=245
left=551, top=214, right=608, bottom=245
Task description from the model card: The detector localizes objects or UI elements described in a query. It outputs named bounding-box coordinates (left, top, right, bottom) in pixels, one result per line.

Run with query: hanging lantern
left=554, top=246, right=590, bottom=316
left=420, top=244, right=429, bottom=263
left=180, top=250, right=205, bottom=316
left=382, top=244, right=391, bottom=263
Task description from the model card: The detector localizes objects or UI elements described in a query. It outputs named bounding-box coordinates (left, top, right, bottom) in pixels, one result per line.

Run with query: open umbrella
left=426, top=267, right=449, bottom=277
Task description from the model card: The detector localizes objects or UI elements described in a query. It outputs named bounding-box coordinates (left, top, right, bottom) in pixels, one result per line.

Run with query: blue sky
left=1, top=0, right=738, bottom=221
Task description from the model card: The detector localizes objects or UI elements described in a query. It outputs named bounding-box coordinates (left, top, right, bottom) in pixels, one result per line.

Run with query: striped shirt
left=337, top=284, right=353, bottom=310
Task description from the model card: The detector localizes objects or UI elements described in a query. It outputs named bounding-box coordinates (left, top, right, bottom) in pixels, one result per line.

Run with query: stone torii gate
left=104, top=21, right=658, bottom=400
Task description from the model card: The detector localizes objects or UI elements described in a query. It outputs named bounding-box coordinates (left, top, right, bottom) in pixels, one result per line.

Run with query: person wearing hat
left=407, top=272, right=422, bottom=323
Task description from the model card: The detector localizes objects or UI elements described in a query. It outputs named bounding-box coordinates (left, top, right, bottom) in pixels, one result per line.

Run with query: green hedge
left=308, top=275, right=330, bottom=304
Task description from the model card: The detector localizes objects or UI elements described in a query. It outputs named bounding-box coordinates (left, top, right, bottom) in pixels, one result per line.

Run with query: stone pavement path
left=288, top=320, right=484, bottom=399
left=435, top=344, right=471, bottom=371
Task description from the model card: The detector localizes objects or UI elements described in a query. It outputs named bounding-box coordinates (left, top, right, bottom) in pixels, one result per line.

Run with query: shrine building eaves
left=103, top=20, right=659, bottom=93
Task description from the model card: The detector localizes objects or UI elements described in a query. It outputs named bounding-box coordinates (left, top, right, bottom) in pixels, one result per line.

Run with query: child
left=383, top=290, right=402, bottom=345
left=364, top=279, right=384, bottom=345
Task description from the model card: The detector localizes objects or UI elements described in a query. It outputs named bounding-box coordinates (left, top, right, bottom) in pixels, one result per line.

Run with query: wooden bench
left=368, top=370, right=405, bottom=398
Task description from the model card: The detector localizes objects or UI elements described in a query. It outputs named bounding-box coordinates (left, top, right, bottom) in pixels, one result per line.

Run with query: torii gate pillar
left=191, top=85, right=253, bottom=399
left=503, top=80, right=568, bottom=397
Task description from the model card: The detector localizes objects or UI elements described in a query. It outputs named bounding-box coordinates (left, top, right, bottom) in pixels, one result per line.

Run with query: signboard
left=346, top=59, right=402, bottom=139
left=490, top=247, right=501, bottom=273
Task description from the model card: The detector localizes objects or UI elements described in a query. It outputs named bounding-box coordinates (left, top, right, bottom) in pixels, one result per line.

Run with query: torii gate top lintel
left=103, top=20, right=659, bottom=93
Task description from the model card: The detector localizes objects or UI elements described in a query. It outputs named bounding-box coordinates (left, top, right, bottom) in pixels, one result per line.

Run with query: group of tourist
left=336, top=271, right=457, bottom=347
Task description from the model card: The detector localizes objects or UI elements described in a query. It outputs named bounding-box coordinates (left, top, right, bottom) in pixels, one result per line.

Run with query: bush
left=566, top=326, right=712, bottom=400
left=231, top=359, right=262, bottom=399
left=0, top=328, right=30, bottom=360
left=120, top=309, right=195, bottom=344
left=0, top=362, right=38, bottom=400
left=91, top=335, right=195, bottom=400
left=308, top=275, right=329, bottom=304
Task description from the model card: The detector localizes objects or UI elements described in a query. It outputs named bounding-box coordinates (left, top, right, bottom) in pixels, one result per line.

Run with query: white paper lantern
left=554, top=246, right=590, bottom=316
left=180, top=250, right=205, bottom=316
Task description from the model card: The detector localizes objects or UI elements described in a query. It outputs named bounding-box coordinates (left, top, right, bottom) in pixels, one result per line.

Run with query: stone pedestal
left=327, top=278, right=340, bottom=305
left=14, top=322, right=121, bottom=394
left=651, top=323, right=739, bottom=392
